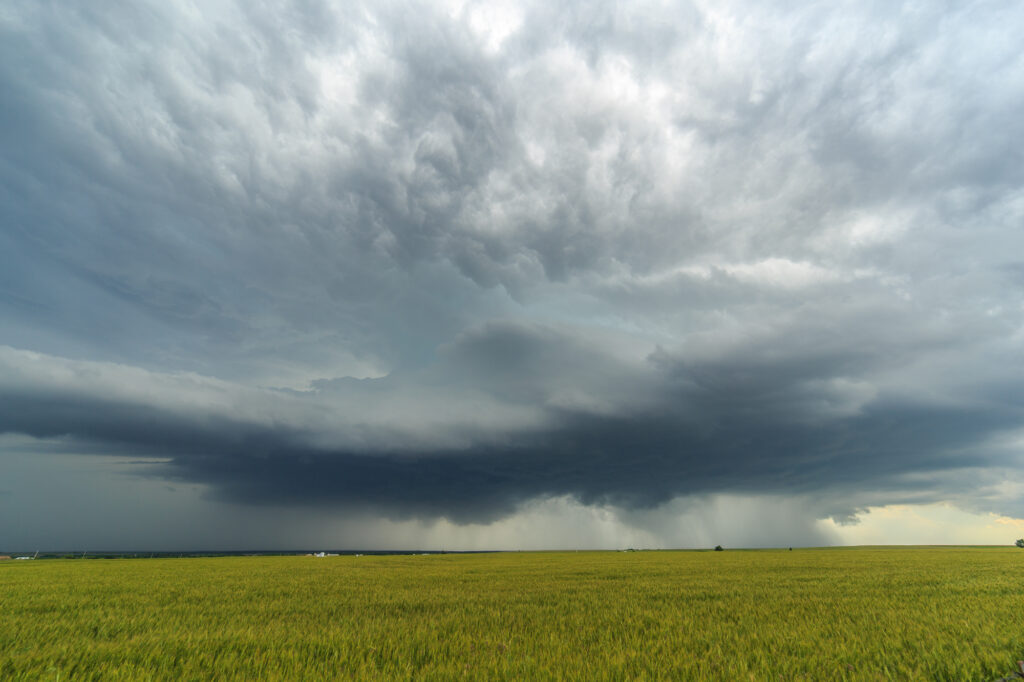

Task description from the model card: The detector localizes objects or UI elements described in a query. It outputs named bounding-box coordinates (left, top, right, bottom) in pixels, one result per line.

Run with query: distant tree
left=1016, top=538, right=1024, bottom=548
left=714, top=545, right=724, bottom=552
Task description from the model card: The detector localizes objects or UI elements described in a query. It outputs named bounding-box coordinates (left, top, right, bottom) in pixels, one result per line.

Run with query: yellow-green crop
left=2, top=547, right=1023, bottom=680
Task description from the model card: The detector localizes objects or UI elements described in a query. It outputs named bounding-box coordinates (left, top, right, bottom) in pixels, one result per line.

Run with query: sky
left=2, top=0, right=1023, bottom=551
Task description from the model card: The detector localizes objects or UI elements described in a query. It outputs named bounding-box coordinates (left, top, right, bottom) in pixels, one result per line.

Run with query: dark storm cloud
left=2, top=312, right=1022, bottom=523
left=2, top=0, right=1024, bottom=533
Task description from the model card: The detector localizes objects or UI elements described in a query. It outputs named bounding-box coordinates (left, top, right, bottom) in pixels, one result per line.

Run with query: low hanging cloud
left=2, top=313, right=1021, bottom=526
left=2, top=0, right=1024, bottom=544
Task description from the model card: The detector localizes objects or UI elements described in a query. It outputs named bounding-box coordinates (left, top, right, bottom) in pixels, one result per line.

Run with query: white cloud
left=821, top=503, right=1024, bottom=546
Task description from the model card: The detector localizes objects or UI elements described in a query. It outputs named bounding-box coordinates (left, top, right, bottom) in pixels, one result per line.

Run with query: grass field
left=2, top=547, right=1023, bottom=680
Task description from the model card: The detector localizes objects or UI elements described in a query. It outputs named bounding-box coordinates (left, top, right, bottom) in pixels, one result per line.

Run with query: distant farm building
left=0, top=555, right=11, bottom=561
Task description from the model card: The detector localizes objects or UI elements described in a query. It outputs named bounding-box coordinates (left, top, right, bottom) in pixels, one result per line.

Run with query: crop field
left=1, top=547, right=1023, bottom=680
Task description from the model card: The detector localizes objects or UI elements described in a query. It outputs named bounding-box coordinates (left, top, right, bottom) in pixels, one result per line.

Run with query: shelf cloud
left=2, top=0, right=1023, bottom=547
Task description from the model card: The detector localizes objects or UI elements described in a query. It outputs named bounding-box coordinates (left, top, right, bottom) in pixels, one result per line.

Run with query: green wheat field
left=2, top=547, right=1023, bottom=680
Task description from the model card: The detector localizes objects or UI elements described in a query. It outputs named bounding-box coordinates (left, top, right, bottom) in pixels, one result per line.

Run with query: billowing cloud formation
left=2, top=1, right=1024, bottom=545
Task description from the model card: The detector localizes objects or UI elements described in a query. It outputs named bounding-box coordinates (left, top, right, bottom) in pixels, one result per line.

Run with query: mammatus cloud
left=2, top=1, right=1023, bottom=547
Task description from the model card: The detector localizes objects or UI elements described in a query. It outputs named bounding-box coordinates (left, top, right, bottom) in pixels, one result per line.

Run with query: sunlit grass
left=2, top=547, right=1022, bottom=680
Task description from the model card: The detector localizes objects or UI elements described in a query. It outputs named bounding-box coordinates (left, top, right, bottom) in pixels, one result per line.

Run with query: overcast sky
left=2, top=0, right=1023, bottom=551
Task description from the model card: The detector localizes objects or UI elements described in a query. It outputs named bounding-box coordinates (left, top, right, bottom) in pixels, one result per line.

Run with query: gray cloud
left=2, top=0, right=1024, bottom=546
left=2, top=315, right=1021, bottom=525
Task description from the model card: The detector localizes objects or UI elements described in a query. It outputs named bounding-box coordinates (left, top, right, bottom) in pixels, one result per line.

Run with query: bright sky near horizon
left=2, top=1, right=1023, bottom=550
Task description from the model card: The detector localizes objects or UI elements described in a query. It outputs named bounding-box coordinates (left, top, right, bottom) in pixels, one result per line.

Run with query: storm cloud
left=2, top=0, right=1023, bottom=547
